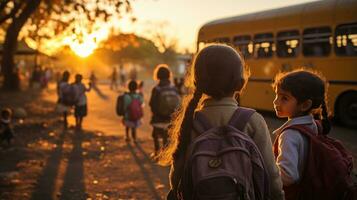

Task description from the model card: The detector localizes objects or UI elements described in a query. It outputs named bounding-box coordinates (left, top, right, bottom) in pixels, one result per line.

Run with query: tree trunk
left=1, top=0, right=41, bottom=90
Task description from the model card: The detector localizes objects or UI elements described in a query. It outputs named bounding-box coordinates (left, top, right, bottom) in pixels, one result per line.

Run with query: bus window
left=213, top=37, right=231, bottom=44
left=277, top=30, right=300, bottom=58
left=335, top=23, right=357, bottom=56
left=254, top=33, right=274, bottom=58
left=303, top=27, right=331, bottom=57
left=233, top=35, right=253, bottom=59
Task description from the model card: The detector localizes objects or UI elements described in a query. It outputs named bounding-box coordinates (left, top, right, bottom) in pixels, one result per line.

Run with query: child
left=110, top=67, right=118, bottom=90
left=73, top=74, right=91, bottom=130
left=0, top=108, right=14, bottom=146
left=123, top=80, right=144, bottom=142
left=57, top=71, right=71, bottom=128
left=159, top=45, right=284, bottom=200
left=149, top=64, right=180, bottom=157
left=272, top=69, right=331, bottom=199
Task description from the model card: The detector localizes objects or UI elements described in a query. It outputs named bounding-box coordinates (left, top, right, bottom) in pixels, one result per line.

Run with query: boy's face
left=273, top=88, right=299, bottom=119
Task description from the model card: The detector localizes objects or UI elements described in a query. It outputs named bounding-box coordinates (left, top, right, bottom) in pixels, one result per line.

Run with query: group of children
left=116, top=44, right=351, bottom=200
left=57, top=71, right=91, bottom=130
left=145, top=44, right=352, bottom=200
left=2, top=43, right=353, bottom=199
left=117, top=64, right=180, bottom=158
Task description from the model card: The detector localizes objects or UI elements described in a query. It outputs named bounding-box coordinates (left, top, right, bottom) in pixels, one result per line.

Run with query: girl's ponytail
left=321, top=100, right=331, bottom=135
left=173, top=89, right=202, bottom=159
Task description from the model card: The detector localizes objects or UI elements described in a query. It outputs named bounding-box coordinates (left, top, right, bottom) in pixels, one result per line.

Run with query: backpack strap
left=193, top=107, right=255, bottom=134
left=280, top=120, right=323, bottom=138
left=192, top=111, right=213, bottom=134
left=273, top=123, right=321, bottom=158
left=156, top=84, right=178, bottom=92
left=228, top=107, right=256, bottom=131
left=126, top=92, right=138, bottom=100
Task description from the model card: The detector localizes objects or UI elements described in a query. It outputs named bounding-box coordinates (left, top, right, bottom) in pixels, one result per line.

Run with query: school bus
left=197, top=0, right=357, bottom=127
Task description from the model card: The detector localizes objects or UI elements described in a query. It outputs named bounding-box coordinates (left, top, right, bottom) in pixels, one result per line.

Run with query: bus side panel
left=301, top=1, right=335, bottom=28
left=335, top=0, right=357, bottom=25
left=240, top=59, right=279, bottom=111
left=240, top=81, right=275, bottom=111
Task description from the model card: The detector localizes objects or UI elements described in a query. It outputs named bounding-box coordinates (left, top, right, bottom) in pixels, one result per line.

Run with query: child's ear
left=301, top=99, right=313, bottom=112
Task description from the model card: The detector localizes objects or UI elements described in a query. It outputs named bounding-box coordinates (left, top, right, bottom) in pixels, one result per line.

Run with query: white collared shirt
left=274, top=115, right=318, bottom=186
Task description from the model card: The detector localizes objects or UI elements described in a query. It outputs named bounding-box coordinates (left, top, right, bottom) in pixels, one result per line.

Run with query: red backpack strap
left=273, top=124, right=316, bottom=159
left=228, top=107, right=256, bottom=131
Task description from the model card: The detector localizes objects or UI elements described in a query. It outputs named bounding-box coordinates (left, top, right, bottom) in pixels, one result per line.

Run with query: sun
left=64, top=26, right=110, bottom=58
left=70, top=41, right=96, bottom=58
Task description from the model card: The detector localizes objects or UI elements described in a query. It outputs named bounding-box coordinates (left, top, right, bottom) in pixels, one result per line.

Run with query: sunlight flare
left=64, top=26, right=110, bottom=57
left=70, top=41, right=97, bottom=58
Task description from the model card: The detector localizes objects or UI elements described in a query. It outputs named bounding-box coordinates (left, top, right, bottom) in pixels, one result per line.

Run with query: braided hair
left=158, top=44, right=249, bottom=165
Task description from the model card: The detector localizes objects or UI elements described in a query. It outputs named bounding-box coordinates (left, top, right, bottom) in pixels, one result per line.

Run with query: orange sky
left=119, top=0, right=318, bottom=52
left=31, top=0, right=318, bottom=57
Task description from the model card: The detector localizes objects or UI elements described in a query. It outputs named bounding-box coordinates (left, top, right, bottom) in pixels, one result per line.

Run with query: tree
left=0, top=0, right=132, bottom=90
left=143, top=21, right=179, bottom=67
left=97, top=33, right=162, bottom=68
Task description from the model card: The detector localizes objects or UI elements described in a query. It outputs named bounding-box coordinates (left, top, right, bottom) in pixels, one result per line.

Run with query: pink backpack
left=128, top=95, right=143, bottom=121
left=181, top=107, right=270, bottom=200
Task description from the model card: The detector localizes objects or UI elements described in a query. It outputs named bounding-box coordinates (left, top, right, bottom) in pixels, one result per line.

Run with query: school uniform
left=169, top=97, right=285, bottom=200
left=273, top=115, right=318, bottom=186
left=122, top=92, right=143, bottom=128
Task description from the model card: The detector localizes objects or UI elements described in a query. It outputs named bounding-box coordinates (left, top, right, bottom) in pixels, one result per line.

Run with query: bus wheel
left=336, top=92, right=357, bottom=128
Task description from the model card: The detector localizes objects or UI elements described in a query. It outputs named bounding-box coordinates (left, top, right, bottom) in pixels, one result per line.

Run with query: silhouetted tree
left=0, top=0, right=133, bottom=90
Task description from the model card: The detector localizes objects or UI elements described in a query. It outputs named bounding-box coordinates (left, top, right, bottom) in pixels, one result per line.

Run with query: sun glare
left=64, top=26, right=110, bottom=58
left=70, top=41, right=96, bottom=58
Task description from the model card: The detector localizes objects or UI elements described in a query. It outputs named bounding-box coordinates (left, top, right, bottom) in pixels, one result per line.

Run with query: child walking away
left=73, top=74, right=91, bottom=130
left=121, top=80, right=143, bottom=142
left=159, top=45, right=284, bottom=200
left=0, top=108, right=14, bottom=146
left=272, top=69, right=355, bottom=200
left=149, top=64, right=180, bottom=158
left=57, top=71, right=73, bottom=129
left=110, top=67, right=118, bottom=91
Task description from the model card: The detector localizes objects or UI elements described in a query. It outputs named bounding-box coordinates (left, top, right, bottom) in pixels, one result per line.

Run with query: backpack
left=156, top=85, right=181, bottom=117
left=61, top=84, right=77, bottom=106
left=181, top=107, right=270, bottom=200
left=116, top=93, right=126, bottom=116
left=127, top=94, right=143, bottom=121
left=273, top=121, right=356, bottom=200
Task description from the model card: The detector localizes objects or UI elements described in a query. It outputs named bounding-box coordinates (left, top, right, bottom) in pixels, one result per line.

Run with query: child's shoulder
left=278, top=128, right=306, bottom=147
left=245, top=110, right=266, bottom=126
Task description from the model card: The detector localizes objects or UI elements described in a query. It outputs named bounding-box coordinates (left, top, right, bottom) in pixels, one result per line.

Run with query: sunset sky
left=31, top=0, right=319, bottom=57
left=118, top=0, right=318, bottom=52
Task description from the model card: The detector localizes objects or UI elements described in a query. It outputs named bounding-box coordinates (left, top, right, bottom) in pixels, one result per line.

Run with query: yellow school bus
left=197, top=0, right=357, bottom=127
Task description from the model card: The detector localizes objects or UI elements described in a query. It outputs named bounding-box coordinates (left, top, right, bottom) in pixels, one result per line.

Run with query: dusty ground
left=0, top=83, right=169, bottom=200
